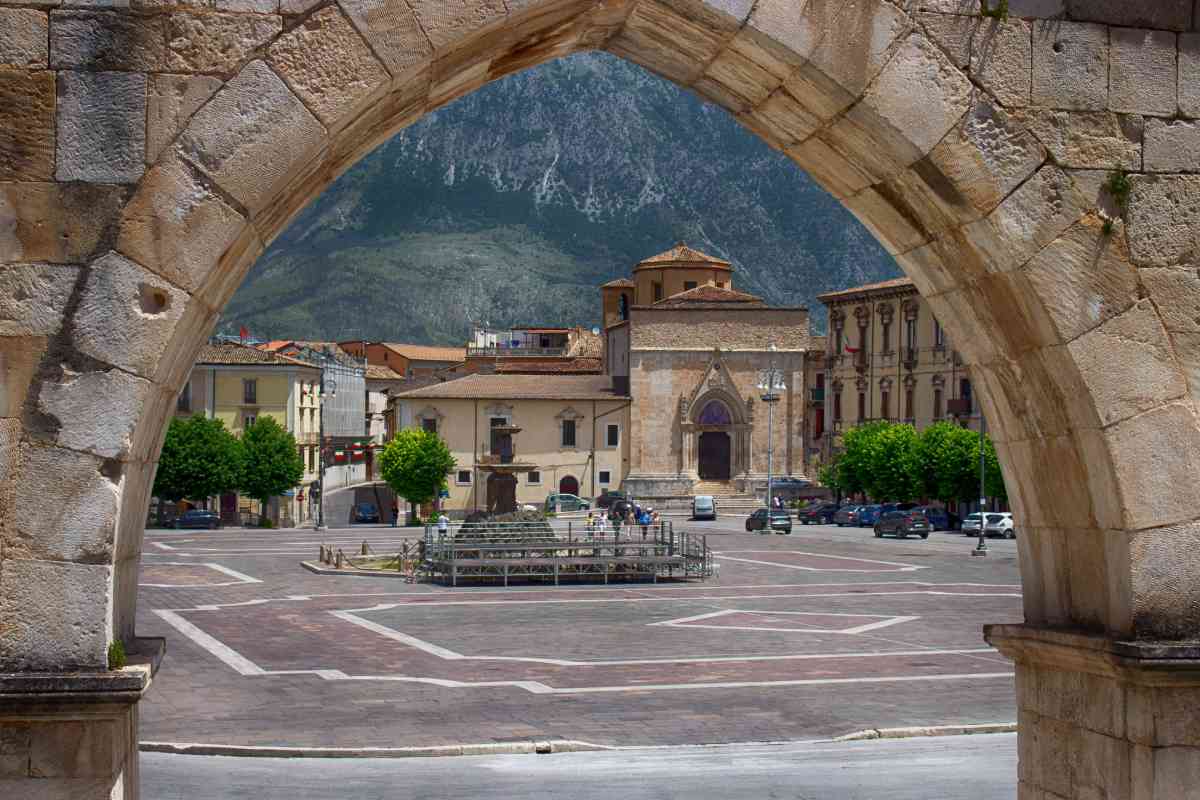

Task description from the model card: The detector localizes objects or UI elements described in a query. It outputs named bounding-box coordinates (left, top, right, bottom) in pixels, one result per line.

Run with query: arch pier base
left=0, top=639, right=162, bottom=800
left=988, top=625, right=1200, bottom=800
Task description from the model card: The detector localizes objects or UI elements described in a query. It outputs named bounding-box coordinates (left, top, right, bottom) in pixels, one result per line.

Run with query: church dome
left=634, top=243, right=732, bottom=271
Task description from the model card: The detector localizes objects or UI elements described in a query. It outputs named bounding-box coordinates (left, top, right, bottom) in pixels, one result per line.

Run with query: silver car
left=962, top=512, right=983, bottom=536
left=983, top=512, right=1015, bottom=539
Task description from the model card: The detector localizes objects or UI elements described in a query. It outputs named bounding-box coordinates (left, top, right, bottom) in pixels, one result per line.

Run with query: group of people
left=585, top=502, right=658, bottom=538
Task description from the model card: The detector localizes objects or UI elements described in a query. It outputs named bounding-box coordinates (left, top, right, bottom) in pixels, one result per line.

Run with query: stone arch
left=4, top=2, right=1200, bottom=798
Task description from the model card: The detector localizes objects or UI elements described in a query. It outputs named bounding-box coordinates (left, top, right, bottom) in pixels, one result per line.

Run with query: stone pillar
left=987, top=625, right=1200, bottom=800
left=0, top=639, right=161, bottom=800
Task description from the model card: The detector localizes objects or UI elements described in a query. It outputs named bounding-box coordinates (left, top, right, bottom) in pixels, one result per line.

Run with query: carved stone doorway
left=487, top=473, right=517, bottom=514
left=698, top=432, right=732, bottom=480
left=559, top=475, right=580, bottom=496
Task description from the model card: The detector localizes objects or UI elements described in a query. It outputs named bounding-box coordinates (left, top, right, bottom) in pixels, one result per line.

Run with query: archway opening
left=558, top=475, right=580, bottom=497
left=698, top=432, right=732, bottom=481
left=486, top=473, right=518, bottom=515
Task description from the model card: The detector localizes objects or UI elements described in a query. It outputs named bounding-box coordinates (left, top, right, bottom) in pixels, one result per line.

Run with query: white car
left=983, top=512, right=1015, bottom=539
left=962, top=513, right=982, bottom=536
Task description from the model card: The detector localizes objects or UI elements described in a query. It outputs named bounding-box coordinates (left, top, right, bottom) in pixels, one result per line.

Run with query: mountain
left=223, top=51, right=901, bottom=344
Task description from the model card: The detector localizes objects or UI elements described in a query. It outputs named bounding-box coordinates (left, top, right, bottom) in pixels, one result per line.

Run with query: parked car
left=857, top=504, right=883, bottom=527
left=353, top=502, right=380, bottom=524
left=833, top=505, right=863, bottom=527
left=983, top=512, right=1015, bottom=539
left=878, top=502, right=919, bottom=515
left=607, top=499, right=635, bottom=520
left=173, top=509, right=221, bottom=530
left=873, top=509, right=931, bottom=539
left=595, top=490, right=627, bottom=509
left=770, top=477, right=811, bottom=490
left=961, top=512, right=983, bottom=536
left=914, top=505, right=959, bottom=531
left=798, top=502, right=840, bottom=525
left=746, top=508, right=793, bottom=534
left=545, top=493, right=590, bottom=512
left=692, top=495, right=717, bottom=520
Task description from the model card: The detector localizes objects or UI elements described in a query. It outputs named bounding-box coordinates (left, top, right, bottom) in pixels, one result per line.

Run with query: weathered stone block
left=743, top=0, right=819, bottom=66
left=1122, top=522, right=1200, bottom=641
left=1015, top=109, right=1141, bottom=170
left=0, top=723, right=31, bottom=777
left=1144, top=119, right=1200, bottom=173
left=337, top=0, right=432, bottom=75
left=55, top=71, right=145, bottom=184
left=146, top=74, right=223, bottom=164
left=1066, top=0, right=1191, bottom=31
left=269, top=6, right=390, bottom=127
left=216, top=0, right=278, bottom=12
left=407, top=0, right=507, bottom=52
left=0, top=183, right=130, bottom=265
left=1110, top=28, right=1177, bottom=116
left=971, top=18, right=1031, bottom=108
left=1140, top=266, right=1200, bottom=335
left=740, top=88, right=820, bottom=148
left=1022, top=218, right=1138, bottom=342
left=118, top=158, right=246, bottom=295
left=1106, top=402, right=1200, bottom=531
left=801, top=0, right=908, bottom=99
left=0, top=10, right=48, bottom=68
left=10, top=443, right=120, bottom=563
left=178, top=60, right=325, bottom=215
left=50, top=11, right=167, bottom=71
left=844, top=187, right=930, bottom=256
left=0, top=336, right=47, bottom=418
left=1067, top=300, right=1187, bottom=426
left=72, top=252, right=190, bottom=378
left=0, top=264, right=79, bottom=336
left=607, top=0, right=723, bottom=85
left=1180, top=34, right=1200, bottom=118
left=39, top=369, right=152, bottom=460
left=700, top=42, right=781, bottom=111
left=0, top=559, right=110, bottom=671
left=1126, top=175, right=1200, bottom=266
left=0, top=71, right=55, bottom=181
left=29, top=721, right=116, bottom=779
left=786, top=135, right=875, bottom=199
left=917, top=11, right=973, bottom=69
left=1032, top=20, right=1108, bottom=111
left=164, top=12, right=282, bottom=74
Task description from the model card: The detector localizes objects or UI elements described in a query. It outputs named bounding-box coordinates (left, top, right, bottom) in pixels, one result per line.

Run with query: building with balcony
left=805, top=277, right=981, bottom=476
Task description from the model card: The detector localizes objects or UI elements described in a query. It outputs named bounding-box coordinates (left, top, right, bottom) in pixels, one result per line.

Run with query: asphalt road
left=142, top=735, right=1018, bottom=800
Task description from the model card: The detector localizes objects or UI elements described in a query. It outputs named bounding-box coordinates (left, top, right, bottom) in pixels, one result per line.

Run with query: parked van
left=692, top=495, right=717, bottom=520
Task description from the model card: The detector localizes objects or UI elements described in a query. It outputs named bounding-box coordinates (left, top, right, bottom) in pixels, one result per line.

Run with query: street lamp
left=314, top=373, right=336, bottom=531
left=972, top=411, right=988, bottom=557
left=756, top=344, right=785, bottom=511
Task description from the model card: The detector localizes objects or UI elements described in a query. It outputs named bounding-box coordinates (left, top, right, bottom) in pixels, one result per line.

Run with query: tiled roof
left=364, top=364, right=405, bottom=381
left=817, top=276, right=915, bottom=302
left=382, top=343, right=467, bottom=362
left=566, top=328, right=603, bottom=358
left=654, top=285, right=764, bottom=306
left=601, top=278, right=635, bottom=288
left=198, top=342, right=315, bottom=368
left=636, top=243, right=732, bottom=268
left=394, top=374, right=626, bottom=400
left=495, top=358, right=603, bottom=374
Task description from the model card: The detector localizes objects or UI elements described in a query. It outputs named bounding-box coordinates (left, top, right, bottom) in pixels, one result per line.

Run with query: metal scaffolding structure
left=422, top=521, right=712, bottom=587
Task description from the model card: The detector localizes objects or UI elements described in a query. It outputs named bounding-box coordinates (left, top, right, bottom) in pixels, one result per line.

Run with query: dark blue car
left=857, top=505, right=882, bottom=527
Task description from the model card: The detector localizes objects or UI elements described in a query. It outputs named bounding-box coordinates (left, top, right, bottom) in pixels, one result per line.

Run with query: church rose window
left=698, top=401, right=732, bottom=425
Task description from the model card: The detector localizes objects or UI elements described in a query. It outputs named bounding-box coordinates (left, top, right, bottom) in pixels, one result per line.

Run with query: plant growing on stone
left=152, top=414, right=244, bottom=513
left=979, top=0, right=1008, bottom=20
left=108, top=640, right=126, bottom=670
left=1105, top=170, right=1132, bottom=211
left=238, top=416, right=304, bottom=516
left=379, top=429, right=456, bottom=519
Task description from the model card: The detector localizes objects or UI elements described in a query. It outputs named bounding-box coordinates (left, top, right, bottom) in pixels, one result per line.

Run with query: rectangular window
left=814, top=407, right=824, bottom=438
left=456, top=470, right=472, bottom=485
left=857, top=392, right=865, bottom=422
left=960, top=378, right=973, bottom=414
left=421, top=417, right=437, bottom=434
left=906, top=318, right=918, bottom=349
left=880, top=391, right=890, bottom=420
left=177, top=380, right=192, bottom=412
left=527, top=471, right=541, bottom=485
left=242, top=379, right=257, bottom=404
left=606, top=423, right=619, bottom=448
left=934, top=388, right=944, bottom=419
left=243, top=413, right=256, bottom=429
left=598, top=470, right=611, bottom=485
left=905, top=388, right=914, bottom=420
left=881, top=322, right=891, bottom=353
left=833, top=391, right=843, bottom=422
left=683, top=281, right=697, bottom=291
left=653, top=282, right=664, bottom=302
left=833, top=326, right=843, bottom=355
left=562, top=419, right=577, bottom=447
left=934, top=319, right=945, bottom=348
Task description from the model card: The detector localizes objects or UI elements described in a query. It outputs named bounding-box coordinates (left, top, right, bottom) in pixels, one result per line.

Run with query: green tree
left=379, top=428, right=456, bottom=515
left=838, top=420, right=890, bottom=498
left=152, top=414, right=243, bottom=508
left=239, top=416, right=304, bottom=512
left=863, top=423, right=921, bottom=501
left=915, top=421, right=979, bottom=504
left=984, top=437, right=1008, bottom=504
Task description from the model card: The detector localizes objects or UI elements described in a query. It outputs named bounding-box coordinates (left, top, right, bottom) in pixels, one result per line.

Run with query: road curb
left=139, top=739, right=613, bottom=759
left=831, top=722, right=1017, bottom=742
left=299, top=561, right=414, bottom=579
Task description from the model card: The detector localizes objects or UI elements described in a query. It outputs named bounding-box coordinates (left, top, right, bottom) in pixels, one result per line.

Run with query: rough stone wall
left=629, top=307, right=810, bottom=351
left=0, top=0, right=1198, bottom=682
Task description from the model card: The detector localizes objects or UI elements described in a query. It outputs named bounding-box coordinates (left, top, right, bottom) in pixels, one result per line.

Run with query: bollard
left=335, top=550, right=345, bottom=568
left=361, top=540, right=369, bottom=556
left=319, top=545, right=328, bottom=563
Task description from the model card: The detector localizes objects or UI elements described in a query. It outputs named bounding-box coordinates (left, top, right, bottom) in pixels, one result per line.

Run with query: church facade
left=603, top=245, right=810, bottom=500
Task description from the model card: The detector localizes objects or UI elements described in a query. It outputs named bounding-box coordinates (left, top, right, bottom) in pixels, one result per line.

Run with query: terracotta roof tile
left=817, top=276, right=914, bottom=302
left=364, top=364, right=405, bottom=381
left=393, top=374, right=626, bottom=400
left=495, top=358, right=603, bottom=374
left=566, top=328, right=603, bottom=358
left=636, top=243, right=732, bottom=268
left=382, top=343, right=467, bottom=362
left=654, top=285, right=764, bottom=306
left=198, top=342, right=316, bottom=368
left=601, top=278, right=635, bottom=288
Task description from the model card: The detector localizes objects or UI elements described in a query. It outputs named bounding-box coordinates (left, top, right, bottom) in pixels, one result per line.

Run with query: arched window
left=697, top=400, right=733, bottom=426
left=618, top=293, right=629, bottom=321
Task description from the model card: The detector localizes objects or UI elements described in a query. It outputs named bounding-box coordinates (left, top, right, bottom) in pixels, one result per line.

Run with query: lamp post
left=314, top=372, right=336, bottom=531
left=757, top=344, right=785, bottom=511
left=972, top=411, right=988, bottom=557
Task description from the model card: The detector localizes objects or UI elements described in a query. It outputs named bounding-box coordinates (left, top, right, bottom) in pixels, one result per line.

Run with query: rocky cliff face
left=224, top=51, right=900, bottom=344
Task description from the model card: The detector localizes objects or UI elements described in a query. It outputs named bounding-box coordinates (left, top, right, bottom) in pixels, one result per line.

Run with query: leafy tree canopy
left=379, top=428, right=456, bottom=507
left=864, top=423, right=921, bottom=501
left=153, top=414, right=243, bottom=503
left=239, top=416, right=304, bottom=505
left=914, top=421, right=979, bottom=503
